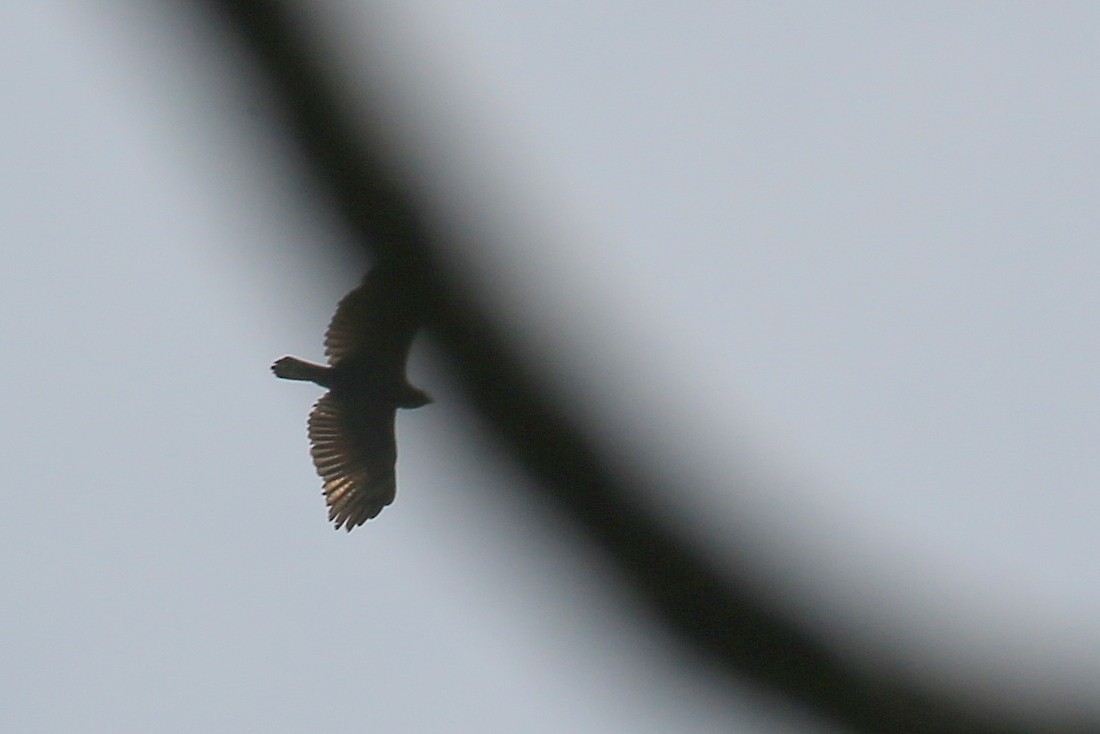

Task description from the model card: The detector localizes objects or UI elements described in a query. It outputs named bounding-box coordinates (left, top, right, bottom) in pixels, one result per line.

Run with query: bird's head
left=398, top=386, right=432, bottom=409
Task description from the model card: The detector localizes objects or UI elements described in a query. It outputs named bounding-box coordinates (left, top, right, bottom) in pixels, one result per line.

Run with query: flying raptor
left=272, top=268, right=430, bottom=530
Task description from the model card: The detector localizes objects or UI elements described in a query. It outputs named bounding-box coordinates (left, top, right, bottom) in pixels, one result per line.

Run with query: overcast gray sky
left=5, top=2, right=1100, bottom=732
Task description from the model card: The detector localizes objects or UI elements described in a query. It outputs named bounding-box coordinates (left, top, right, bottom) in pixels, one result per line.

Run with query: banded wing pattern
left=324, top=268, right=420, bottom=369
left=307, top=392, right=397, bottom=531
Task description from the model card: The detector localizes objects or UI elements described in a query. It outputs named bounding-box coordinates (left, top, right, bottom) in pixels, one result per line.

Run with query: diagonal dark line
left=192, top=3, right=1094, bottom=732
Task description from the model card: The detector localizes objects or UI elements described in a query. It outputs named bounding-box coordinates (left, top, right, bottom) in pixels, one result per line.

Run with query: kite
left=272, top=268, right=430, bottom=530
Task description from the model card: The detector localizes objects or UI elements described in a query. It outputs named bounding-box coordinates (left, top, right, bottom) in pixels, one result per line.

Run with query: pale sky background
left=4, top=2, right=1100, bottom=732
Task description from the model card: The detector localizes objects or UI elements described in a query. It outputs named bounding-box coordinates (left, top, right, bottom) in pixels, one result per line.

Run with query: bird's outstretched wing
left=307, top=392, right=397, bottom=531
left=323, top=268, right=423, bottom=368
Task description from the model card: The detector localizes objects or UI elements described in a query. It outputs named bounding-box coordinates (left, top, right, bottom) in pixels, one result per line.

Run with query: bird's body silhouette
left=273, top=268, right=430, bottom=530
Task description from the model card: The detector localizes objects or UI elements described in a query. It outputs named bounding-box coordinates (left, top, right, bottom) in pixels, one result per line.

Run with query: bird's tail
left=272, top=356, right=331, bottom=385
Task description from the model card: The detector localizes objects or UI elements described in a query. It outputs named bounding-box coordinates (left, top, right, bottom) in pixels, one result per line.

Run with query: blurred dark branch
left=195, top=3, right=1092, bottom=733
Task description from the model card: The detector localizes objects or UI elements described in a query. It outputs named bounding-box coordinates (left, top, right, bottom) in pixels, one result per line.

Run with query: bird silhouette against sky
left=272, top=268, right=430, bottom=530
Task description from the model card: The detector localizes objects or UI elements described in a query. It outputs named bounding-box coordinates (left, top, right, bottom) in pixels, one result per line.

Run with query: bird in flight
left=272, top=267, right=430, bottom=530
